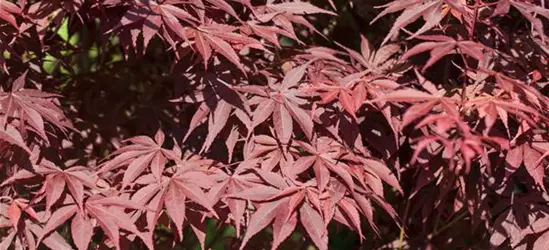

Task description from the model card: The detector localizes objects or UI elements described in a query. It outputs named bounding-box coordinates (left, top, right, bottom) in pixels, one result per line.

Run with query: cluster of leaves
left=2, top=0, right=549, bottom=249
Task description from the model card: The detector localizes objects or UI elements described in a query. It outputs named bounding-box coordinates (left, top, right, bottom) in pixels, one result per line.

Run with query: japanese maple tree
left=1, top=0, right=549, bottom=249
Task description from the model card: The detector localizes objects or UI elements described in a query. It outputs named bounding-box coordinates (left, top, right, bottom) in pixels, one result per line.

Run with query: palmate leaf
left=229, top=164, right=396, bottom=250
left=466, top=93, right=539, bottom=135
left=83, top=196, right=153, bottom=250
left=179, top=75, right=251, bottom=155
left=236, top=61, right=315, bottom=144
left=163, top=172, right=218, bottom=239
left=41, top=169, right=88, bottom=212
left=493, top=0, right=549, bottom=42
left=229, top=170, right=327, bottom=250
left=193, top=24, right=267, bottom=70
left=372, top=0, right=471, bottom=45
left=314, top=72, right=368, bottom=120
left=345, top=35, right=401, bottom=74
left=107, top=0, right=198, bottom=51
left=0, top=72, right=72, bottom=140
left=401, top=35, right=485, bottom=72
left=98, top=129, right=181, bottom=186
left=0, top=216, right=74, bottom=250
left=112, top=139, right=218, bottom=241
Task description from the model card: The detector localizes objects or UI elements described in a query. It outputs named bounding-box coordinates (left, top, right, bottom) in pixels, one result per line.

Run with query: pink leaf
left=285, top=101, right=314, bottom=140
left=252, top=99, right=276, bottom=129
left=273, top=103, right=293, bottom=144
left=0, top=125, right=31, bottom=154
left=122, top=153, right=155, bottom=188
left=165, top=181, right=187, bottom=238
left=271, top=212, right=297, bottom=250
left=281, top=62, right=310, bottom=89
left=239, top=199, right=286, bottom=250
left=173, top=179, right=217, bottom=217
left=45, top=174, right=66, bottom=211
left=38, top=205, right=77, bottom=244
left=203, top=33, right=243, bottom=70
left=362, top=158, right=403, bottom=194
left=373, top=89, right=439, bottom=103
left=299, top=203, right=328, bottom=250
left=71, top=213, right=94, bottom=250
left=270, top=2, right=336, bottom=15
left=8, top=201, right=21, bottom=230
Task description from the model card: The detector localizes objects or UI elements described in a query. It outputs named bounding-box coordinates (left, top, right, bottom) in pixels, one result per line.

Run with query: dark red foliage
left=2, top=0, right=549, bottom=249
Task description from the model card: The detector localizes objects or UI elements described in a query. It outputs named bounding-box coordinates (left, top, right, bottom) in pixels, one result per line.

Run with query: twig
left=427, top=210, right=469, bottom=241
left=398, top=200, right=411, bottom=250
